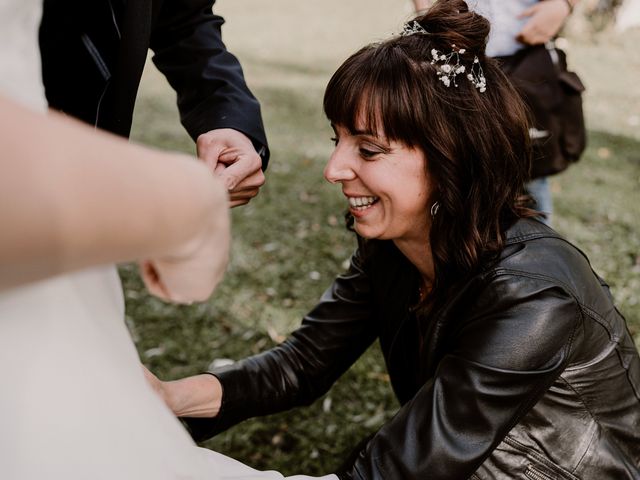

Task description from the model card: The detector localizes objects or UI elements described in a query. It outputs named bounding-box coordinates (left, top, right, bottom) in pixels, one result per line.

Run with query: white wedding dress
left=0, top=2, right=334, bottom=479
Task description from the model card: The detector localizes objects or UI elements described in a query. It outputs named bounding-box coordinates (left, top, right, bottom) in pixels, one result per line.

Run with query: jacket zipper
left=80, top=34, right=111, bottom=81
left=525, top=466, right=553, bottom=480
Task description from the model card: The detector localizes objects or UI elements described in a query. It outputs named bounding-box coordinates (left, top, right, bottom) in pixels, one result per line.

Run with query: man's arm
left=149, top=0, right=268, bottom=207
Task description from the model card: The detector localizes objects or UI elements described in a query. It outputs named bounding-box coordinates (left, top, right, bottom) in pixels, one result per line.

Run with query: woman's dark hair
left=323, top=0, right=536, bottom=312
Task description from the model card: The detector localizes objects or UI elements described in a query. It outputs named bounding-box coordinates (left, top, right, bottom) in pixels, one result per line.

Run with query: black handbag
left=497, top=43, right=587, bottom=179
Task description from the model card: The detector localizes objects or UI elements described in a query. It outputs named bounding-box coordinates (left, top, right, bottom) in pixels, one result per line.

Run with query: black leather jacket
left=186, top=219, right=640, bottom=479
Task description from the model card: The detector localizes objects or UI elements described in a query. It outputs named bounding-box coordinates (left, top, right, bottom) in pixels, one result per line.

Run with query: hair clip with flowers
left=430, top=45, right=487, bottom=92
left=468, top=56, right=487, bottom=93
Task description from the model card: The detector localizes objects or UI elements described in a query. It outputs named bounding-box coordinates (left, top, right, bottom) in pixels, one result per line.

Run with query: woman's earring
left=430, top=201, right=440, bottom=218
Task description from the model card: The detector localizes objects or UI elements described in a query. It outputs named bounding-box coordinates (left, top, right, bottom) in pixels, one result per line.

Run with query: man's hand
left=197, top=128, right=265, bottom=208
left=517, top=0, right=572, bottom=45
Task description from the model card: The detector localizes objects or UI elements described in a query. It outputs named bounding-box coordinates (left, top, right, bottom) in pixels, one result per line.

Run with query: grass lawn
left=125, top=1, right=640, bottom=475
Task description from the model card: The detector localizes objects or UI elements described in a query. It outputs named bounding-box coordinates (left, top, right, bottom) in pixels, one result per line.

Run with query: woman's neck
left=393, top=236, right=435, bottom=288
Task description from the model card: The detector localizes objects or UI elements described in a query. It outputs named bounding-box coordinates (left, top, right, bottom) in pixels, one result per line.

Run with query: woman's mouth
left=348, top=196, right=379, bottom=211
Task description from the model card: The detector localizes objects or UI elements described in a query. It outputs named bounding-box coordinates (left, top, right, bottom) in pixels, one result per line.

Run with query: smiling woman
left=146, top=1, right=640, bottom=478
left=321, top=7, right=537, bottom=312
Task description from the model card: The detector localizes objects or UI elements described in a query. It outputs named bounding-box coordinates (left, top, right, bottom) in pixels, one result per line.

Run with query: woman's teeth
left=348, top=196, right=378, bottom=209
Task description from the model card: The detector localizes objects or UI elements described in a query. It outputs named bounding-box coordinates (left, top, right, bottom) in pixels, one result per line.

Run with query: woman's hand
left=517, top=0, right=572, bottom=45
left=142, top=366, right=223, bottom=418
left=142, top=364, right=172, bottom=404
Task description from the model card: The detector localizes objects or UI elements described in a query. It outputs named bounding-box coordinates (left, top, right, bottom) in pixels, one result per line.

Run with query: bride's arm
left=0, top=94, right=229, bottom=302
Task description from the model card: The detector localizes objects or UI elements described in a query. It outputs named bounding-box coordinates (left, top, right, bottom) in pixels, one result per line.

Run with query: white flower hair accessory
left=430, top=44, right=487, bottom=92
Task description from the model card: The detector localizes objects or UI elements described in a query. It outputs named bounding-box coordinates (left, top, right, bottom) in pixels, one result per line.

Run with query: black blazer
left=185, top=219, right=640, bottom=479
left=39, top=0, right=269, bottom=166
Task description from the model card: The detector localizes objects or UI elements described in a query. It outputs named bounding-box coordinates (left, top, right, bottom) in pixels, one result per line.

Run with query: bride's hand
left=139, top=171, right=230, bottom=304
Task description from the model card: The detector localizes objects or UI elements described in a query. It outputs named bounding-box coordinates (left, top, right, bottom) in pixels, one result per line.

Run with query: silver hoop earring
left=430, top=201, right=440, bottom=218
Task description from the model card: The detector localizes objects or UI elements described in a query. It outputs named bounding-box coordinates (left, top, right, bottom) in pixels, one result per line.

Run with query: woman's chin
left=354, top=222, right=382, bottom=240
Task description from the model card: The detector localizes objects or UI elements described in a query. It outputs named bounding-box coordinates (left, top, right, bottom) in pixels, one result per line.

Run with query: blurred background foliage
left=125, top=0, right=640, bottom=475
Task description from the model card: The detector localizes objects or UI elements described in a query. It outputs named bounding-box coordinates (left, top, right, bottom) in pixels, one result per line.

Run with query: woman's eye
left=359, top=148, right=379, bottom=159
left=330, top=136, right=339, bottom=146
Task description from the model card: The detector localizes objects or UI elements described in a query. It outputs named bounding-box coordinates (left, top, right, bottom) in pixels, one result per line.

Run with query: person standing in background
left=414, top=0, right=583, bottom=225
left=40, top=0, right=269, bottom=208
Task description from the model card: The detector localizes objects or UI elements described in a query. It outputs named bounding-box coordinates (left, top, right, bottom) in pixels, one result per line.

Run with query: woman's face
left=324, top=123, right=432, bottom=243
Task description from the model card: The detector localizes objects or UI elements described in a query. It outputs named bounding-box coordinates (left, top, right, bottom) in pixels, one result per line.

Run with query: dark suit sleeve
left=183, top=248, right=377, bottom=441
left=338, top=274, right=581, bottom=480
left=149, top=0, right=269, bottom=166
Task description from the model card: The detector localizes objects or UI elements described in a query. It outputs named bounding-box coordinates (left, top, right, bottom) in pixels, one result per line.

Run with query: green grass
left=126, top=1, right=640, bottom=475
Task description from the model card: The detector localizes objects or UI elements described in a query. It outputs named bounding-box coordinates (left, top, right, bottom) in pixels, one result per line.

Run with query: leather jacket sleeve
left=149, top=0, right=269, bottom=166
left=184, top=247, right=378, bottom=440
left=339, top=274, right=582, bottom=480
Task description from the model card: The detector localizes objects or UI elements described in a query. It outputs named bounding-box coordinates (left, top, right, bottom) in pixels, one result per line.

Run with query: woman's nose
left=324, top=147, right=356, bottom=184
